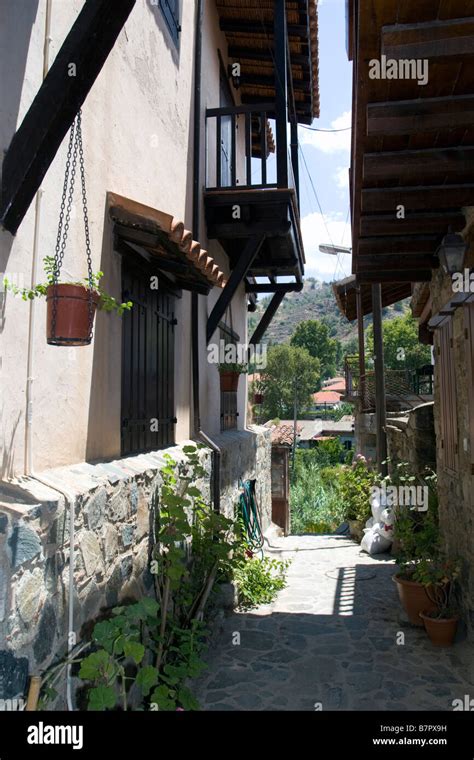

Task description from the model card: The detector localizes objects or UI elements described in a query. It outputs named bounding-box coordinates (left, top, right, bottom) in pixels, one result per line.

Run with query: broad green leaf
left=79, top=650, right=114, bottom=681
left=87, top=685, right=116, bottom=711
left=123, top=640, right=145, bottom=664
left=136, top=665, right=159, bottom=696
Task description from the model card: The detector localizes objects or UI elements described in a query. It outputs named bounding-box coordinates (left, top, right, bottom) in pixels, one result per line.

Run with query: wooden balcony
left=204, top=104, right=304, bottom=287
left=344, top=355, right=433, bottom=413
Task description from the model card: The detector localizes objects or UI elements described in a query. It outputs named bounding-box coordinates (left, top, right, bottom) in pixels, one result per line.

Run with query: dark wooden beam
left=372, top=283, right=388, bottom=477
left=275, top=0, right=288, bottom=189
left=0, top=0, right=136, bottom=234
left=207, top=234, right=265, bottom=343
left=358, top=235, right=438, bottom=255
left=364, top=146, right=474, bottom=183
left=361, top=184, right=474, bottom=213
left=357, top=255, right=437, bottom=271
left=249, top=291, right=286, bottom=345
left=360, top=211, right=466, bottom=237
left=245, top=282, right=303, bottom=293
left=356, top=270, right=432, bottom=283
left=367, top=95, right=474, bottom=136
left=238, top=74, right=310, bottom=93
left=382, top=17, right=474, bottom=60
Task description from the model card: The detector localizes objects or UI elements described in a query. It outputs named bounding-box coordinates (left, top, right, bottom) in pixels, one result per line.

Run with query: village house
left=336, top=0, right=474, bottom=631
left=0, top=0, right=319, bottom=702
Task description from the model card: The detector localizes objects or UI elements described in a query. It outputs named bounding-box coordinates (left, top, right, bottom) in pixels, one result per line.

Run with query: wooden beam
left=207, top=234, right=265, bottom=343
left=228, top=46, right=309, bottom=66
left=357, top=255, right=437, bottom=271
left=356, top=270, right=432, bottom=283
left=245, top=282, right=303, bottom=293
left=275, top=0, right=289, bottom=189
left=364, top=146, right=474, bottom=183
left=0, top=0, right=136, bottom=234
left=358, top=235, right=438, bottom=254
left=238, top=74, right=310, bottom=93
left=361, top=184, right=474, bottom=213
left=249, top=291, right=286, bottom=345
left=372, top=284, right=388, bottom=477
left=382, top=17, right=474, bottom=61
left=360, top=211, right=466, bottom=237
left=220, top=19, right=309, bottom=37
left=367, top=95, right=474, bottom=136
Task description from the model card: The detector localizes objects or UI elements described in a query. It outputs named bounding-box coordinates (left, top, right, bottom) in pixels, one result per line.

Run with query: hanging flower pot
left=254, top=393, right=264, bottom=405
left=218, top=362, right=247, bottom=392
left=46, top=284, right=100, bottom=346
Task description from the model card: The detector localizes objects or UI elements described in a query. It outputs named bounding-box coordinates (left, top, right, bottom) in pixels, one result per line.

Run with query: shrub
left=339, top=455, right=376, bottom=524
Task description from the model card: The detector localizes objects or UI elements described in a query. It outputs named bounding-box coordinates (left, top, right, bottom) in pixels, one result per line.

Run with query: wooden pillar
left=372, top=283, right=388, bottom=476
left=290, top=118, right=300, bottom=207
left=356, top=286, right=366, bottom=405
left=274, top=0, right=288, bottom=188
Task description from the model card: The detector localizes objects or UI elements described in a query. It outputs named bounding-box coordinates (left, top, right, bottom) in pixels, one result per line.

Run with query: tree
left=290, top=319, right=339, bottom=380
left=365, top=311, right=431, bottom=371
left=259, top=344, right=320, bottom=420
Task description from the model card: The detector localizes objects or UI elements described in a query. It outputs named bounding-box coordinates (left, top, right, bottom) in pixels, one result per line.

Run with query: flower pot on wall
left=419, top=611, right=459, bottom=647
left=220, top=371, right=240, bottom=392
left=393, top=574, right=438, bottom=626
left=46, top=284, right=100, bottom=346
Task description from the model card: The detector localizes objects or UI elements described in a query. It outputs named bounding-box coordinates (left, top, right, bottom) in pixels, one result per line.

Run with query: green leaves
left=123, top=640, right=145, bottom=664
left=79, top=650, right=115, bottom=681
left=88, top=686, right=116, bottom=711
left=136, top=666, right=159, bottom=696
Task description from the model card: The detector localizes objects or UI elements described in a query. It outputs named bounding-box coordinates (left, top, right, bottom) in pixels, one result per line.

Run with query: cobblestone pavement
left=194, top=535, right=474, bottom=711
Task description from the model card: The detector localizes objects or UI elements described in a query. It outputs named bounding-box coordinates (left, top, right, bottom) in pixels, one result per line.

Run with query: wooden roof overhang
left=349, top=0, right=474, bottom=290
left=109, top=194, right=227, bottom=296
left=215, top=0, right=320, bottom=125
left=332, top=275, right=410, bottom=322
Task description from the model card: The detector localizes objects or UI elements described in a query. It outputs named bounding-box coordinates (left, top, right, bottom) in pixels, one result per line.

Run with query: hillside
left=248, top=279, right=407, bottom=347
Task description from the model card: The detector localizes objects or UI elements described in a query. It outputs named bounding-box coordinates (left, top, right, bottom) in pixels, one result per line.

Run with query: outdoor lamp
left=436, top=230, right=468, bottom=275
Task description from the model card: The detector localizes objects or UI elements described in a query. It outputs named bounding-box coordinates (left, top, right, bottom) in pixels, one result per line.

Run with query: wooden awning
left=108, top=193, right=227, bottom=293
left=348, top=0, right=473, bottom=286
left=333, top=275, right=410, bottom=322
left=216, top=0, right=320, bottom=124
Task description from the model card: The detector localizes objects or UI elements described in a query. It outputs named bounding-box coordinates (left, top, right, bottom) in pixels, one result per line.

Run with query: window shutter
left=437, top=320, right=458, bottom=473
left=159, top=0, right=180, bottom=45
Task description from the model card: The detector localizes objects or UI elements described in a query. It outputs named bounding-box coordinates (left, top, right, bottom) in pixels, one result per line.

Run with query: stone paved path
left=194, top=535, right=474, bottom=711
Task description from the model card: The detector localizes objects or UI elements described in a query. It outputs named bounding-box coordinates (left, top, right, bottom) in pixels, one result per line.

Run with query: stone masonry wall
left=386, top=402, right=436, bottom=478
left=0, top=428, right=271, bottom=706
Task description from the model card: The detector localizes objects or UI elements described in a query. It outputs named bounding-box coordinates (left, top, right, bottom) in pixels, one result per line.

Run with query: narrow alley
left=196, top=536, right=474, bottom=711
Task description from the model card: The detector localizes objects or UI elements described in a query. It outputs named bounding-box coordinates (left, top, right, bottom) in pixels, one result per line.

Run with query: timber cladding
left=464, top=304, right=474, bottom=476
left=437, top=319, right=459, bottom=474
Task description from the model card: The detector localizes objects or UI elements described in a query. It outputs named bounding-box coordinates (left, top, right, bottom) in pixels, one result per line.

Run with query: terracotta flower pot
left=46, top=284, right=100, bottom=346
left=393, top=574, right=438, bottom=626
left=420, top=610, right=459, bottom=647
left=220, top=371, right=240, bottom=392
left=254, top=393, right=264, bottom=404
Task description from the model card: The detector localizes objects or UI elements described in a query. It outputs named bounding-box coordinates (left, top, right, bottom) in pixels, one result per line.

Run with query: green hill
left=248, top=279, right=407, bottom=347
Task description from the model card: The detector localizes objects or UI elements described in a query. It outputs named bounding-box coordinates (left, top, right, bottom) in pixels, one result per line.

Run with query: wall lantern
left=436, top=230, right=468, bottom=275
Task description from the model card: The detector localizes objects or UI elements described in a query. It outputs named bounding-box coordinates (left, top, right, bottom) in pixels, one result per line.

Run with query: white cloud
left=334, top=165, right=349, bottom=191
left=298, top=110, right=352, bottom=154
left=301, top=211, right=352, bottom=282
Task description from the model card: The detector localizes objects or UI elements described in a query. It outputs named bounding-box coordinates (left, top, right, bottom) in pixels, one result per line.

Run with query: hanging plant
left=218, top=362, right=247, bottom=392
left=3, top=110, right=132, bottom=346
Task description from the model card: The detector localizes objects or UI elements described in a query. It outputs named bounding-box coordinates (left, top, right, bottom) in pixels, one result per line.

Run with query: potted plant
left=218, top=362, right=247, bottom=392
left=3, top=256, right=132, bottom=346
left=417, top=556, right=461, bottom=646
left=392, top=467, right=440, bottom=625
left=339, top=455, right=375, bottom=542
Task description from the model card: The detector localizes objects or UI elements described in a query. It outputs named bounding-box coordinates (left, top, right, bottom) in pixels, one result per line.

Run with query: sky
left=297, top=0, right=353, bottom=283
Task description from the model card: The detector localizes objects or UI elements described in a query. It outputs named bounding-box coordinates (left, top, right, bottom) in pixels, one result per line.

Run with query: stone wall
left=386, top=402, right=436, bottom=477
left=0, top=429, right=271, bottom=706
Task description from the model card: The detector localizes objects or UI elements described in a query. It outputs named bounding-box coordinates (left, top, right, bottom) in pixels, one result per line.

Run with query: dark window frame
left=159, top=0, right=181, bottom=47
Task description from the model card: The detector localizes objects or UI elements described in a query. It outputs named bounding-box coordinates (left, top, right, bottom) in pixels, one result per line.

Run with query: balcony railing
left=205, top=103, right=294, bottom=192
left=344, top=355, right=434, bottom=412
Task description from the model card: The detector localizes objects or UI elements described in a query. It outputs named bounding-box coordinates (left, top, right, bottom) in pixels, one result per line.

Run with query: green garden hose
left=238, top=479, right=264, bottom=554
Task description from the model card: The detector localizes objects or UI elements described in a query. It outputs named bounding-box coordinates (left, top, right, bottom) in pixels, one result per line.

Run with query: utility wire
left=300, top=125, right=351, bottom=133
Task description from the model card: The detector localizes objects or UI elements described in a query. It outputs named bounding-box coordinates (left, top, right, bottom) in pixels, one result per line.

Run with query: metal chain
left=51, top=109, right=94, bottom=343
left=76, top=110, right=94, bottom=340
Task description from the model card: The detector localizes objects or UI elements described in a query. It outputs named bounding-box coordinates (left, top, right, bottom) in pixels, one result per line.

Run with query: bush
left=290, top=463, right=345, bottom=534
left=339, top=455, right=376, bottom=524
left=234, top=555, right=289, bottom=609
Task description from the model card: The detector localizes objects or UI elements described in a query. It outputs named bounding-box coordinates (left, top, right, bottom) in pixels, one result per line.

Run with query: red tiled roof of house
left=270, top=422, right=302, bottom=446
left=324, top=380, right=346, bottom=392
left=312, top=390, right=342, bottom=404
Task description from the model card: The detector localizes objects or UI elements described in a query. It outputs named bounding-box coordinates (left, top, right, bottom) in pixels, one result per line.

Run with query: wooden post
left=372, top=283, right=388, bottom=476
left=356, top=286, right=366, bottom=406
left=274, top=0, right=288, bottom=188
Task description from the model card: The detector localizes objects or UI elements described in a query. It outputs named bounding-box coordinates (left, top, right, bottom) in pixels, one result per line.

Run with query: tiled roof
left=270, top=422, right=302, bottom=446
left=312, top=390, right=343, bottom=404
left=108, top=193, right=227, bottom=289
left=323, top=380, right=346, bottom=392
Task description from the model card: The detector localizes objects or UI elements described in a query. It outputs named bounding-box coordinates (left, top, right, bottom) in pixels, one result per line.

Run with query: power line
left=300, top=125, right=351, bottom=133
